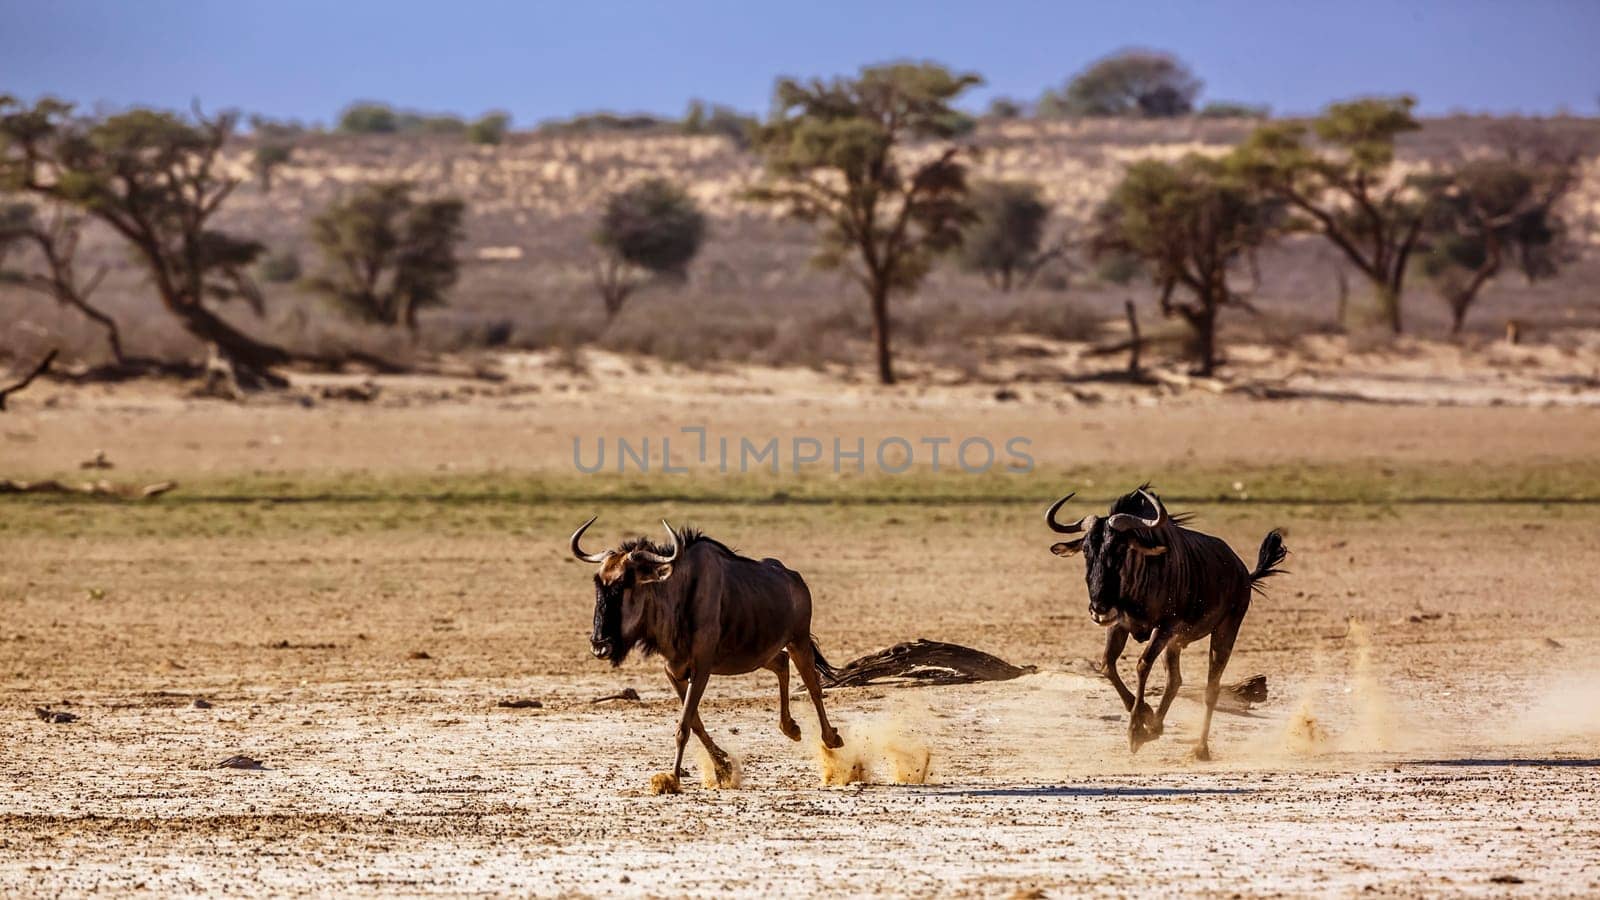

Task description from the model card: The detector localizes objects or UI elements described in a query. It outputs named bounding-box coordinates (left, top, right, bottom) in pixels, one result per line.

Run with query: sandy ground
left=6, top=343, right=1600, bottom=481
left=3, top=365, right=1600, bottom=896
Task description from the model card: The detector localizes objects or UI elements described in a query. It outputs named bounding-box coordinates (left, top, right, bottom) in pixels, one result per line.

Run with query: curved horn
left=629, top=519, right=681, bottom=565
left=1107, top=488, right=1168, bottom=531
left=1045, top=492, right=1096, bottom=535
left=569, top=515, right=607, bottom=563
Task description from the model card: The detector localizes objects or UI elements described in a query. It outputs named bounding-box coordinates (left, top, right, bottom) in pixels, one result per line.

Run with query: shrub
left=683, top=100, right=759, bottom=149
left=257, top=249, right=301, bottom=283
left=1039, top=49, right=1201, bottom=118
left=958, top=180, right=1057, bottom=291
left=592, top=178, right=706, bottom=319
left=1198, top=101, right=1270, bottom=119
left=252, top=143, right=293, bottom=193
left=308, top=181, right=465, bottom=338
left=538, top=112, right=670, bottom=136
left=337, top=102, right=399, bottom=134
left=986, top=97, right=1025, bottom=119
left=467, top=112, right=511, bottom=145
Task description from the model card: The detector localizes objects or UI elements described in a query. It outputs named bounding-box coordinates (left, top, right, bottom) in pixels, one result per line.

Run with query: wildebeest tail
left=809, top=636, right=842, bottom=686
left=1249, top=530, right=1289, bottom=590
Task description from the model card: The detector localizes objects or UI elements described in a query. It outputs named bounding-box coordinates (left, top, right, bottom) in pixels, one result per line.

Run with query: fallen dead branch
left=1228, top=382, right=1415, bottom=404
left=1145, top=673, right=1268, bottom=710
left=0, top=478, right=175, bottom=499
left=826, top=639, right=1037, bottom=687
left=590, top=688, right=641, bottom=704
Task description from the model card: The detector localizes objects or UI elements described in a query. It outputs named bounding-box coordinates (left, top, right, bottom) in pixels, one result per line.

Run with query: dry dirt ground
left=3, top=367, right=1599, bottom=896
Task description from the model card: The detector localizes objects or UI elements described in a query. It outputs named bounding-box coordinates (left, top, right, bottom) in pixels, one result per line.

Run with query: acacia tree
left=592, top=178, right=706, bottom=320
left=1093, top=155, right=1278, bottom=376
left=307, top=181, right=465, bottom=339
left=958, top=180, right=1063, bottom=291
left=253, top=142, right=293, bottom=193
left=1229, top=96, right=1425, bottom=333
left=749, top=62, right=980, bottom=385
left=1039, top=50, right=1201, bottom=118
left=1418, top=155, right=1576, bottom=334
left=0, top=202, right=123, bottom=361
left=0, top=97, right=292, bottom=386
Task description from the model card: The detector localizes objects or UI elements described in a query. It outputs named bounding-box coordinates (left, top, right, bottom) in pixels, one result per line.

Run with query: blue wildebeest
left=1045, top=487, right=1287, bottom=760
left=571, top=517, right=844, bottom=792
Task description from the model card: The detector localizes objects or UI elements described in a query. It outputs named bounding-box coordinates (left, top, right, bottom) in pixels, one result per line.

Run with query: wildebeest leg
left=666, top=669, right=731, bottom=776
left=1101, top=626, right=1135, bottom=712
left=790, top=642, right=843, bottom=749
left=668, top=667, right=721, bottom=785
left=1152, top=643, right=1183, bottom=730
left=1195, top=613, right=1244, bottom=762
left=764, top=651, right=801, bottom=741
left=1128, top=629, right=1171, bottom=753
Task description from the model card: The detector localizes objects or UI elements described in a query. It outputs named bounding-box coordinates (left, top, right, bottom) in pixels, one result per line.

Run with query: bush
left=257, top=249, right=301, bottom=283
left=538, top=112, right=671, bottom=136
left=599, top=178, right=706, bottom=274
left=467, top=112, right=511, bottom=145
left=986, top=97, right=1025, bottom=119
left=1198, top=101, right=1270, bottom=119
left=1039, top=49, right=1201, bottom=118
left=592, top=178, right=707, bottom=318
left=683, top=100, right=758, bottom=148
left=401, top=113, right=466, bottom=135
left=308, top=181, right=465, bottom=337
left=1093, top=252, right=1144, bottom=285
left=958, top=180, right=1055, bottom=291
left=252, top=142, right=293, bottom=192
left=338, top=102, right=399, bottom=134
left=337, top=102, right=483, bottom=137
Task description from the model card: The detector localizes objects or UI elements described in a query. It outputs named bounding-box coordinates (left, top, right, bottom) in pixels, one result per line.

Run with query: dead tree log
left=0, top=478, right=175, bottom=499
left=826, top=639, right=1037, bottom=687
left=1144, top=673, right=1268, bottom=710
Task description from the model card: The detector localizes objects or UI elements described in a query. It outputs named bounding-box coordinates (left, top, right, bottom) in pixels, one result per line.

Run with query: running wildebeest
left=571, top=517, right=844, bottom=792
left=1045, top=486, right=1287, bottom=760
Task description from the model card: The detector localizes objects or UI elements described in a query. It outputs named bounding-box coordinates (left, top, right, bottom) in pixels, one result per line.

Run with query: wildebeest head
left=1046, top=487, right=1170, bottom=624
left=570, top=516, right=680, bottom=666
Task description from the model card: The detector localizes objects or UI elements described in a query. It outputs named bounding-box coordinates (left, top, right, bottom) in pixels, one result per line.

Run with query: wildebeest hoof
left=780, top=718, right=802, bottom=741
left=822, top=730, right=844, bottom=750
left=709, top=754, right=741, bottom=789
left=649, top=773, right=682, bottom=795
left=1130, top=703, right=1161, bottom=739
left=1128, top=709, right=1160, bottom=753
left=1192, top=744, right=1212, bottom=762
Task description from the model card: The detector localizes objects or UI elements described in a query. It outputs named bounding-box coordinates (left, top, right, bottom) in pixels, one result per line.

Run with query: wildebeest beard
left=592, top=579, right=629, bottom=666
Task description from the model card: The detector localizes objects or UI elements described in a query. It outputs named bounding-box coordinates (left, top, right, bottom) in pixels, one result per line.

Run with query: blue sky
left=2, top=0, right=1596, bottom=124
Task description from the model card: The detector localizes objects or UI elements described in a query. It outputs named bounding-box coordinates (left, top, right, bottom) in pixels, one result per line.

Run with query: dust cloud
left=812, top=706, right=934, bottom=787
left=696, top=745, right=743, bottom=789
left=1274, top=618, right=1409, bottom=757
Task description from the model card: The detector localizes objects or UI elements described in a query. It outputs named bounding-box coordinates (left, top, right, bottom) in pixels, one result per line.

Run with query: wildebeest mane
left=1112, top=488, right=1245, bottom=622
left=1112, top=484, right=1194, bottom=527
left=615, top=526, right=751, bottom=663
left=619, top=526, right=751, bottom=562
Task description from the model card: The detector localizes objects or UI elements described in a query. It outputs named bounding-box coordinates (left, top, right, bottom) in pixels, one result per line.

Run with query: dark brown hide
left=573, top=518, right=843, bottom=789
left=1047, top=487, right=1287, bottom=759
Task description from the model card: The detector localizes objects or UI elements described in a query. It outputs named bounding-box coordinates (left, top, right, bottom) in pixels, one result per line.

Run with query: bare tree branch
left=0, top=349, right=57, bottom=411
